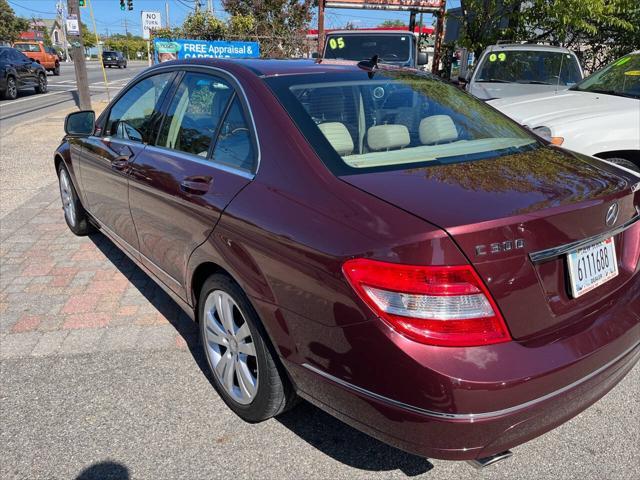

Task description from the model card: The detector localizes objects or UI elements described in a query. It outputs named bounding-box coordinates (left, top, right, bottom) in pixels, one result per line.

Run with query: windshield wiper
left=583, top=89, right=638, bottom=99
left=517, top=80, right=552, bottom=85
left=475, top=79, right=514, bottom=83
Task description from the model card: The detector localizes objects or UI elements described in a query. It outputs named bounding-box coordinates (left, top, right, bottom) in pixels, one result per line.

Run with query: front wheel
left=57, top=163, right=93, bottom=235
left=34, top=73, right=47, bottom=94
left=53, top=63, right=60, bottom=76
left=199, top=274, right=297, bottom=422
left=3, top=76, right=17, bottom=100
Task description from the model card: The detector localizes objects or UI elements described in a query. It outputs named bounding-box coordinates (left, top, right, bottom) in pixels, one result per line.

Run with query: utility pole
left=165, top=1, right=170, bottom=28
left=123, top=18, right=128, bottom=35
left=194, top=0, right=201, bottom=13
left=67, top=0, right=91, bottom=110
left=317, top=0, right=325, bottom=59
left=207, top=0, right=213, bottom=13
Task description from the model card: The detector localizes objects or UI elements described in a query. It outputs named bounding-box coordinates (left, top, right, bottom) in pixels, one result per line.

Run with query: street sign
left=66, top=14, right=79, bottom=36
left=141, top=11, right=162, bottom=40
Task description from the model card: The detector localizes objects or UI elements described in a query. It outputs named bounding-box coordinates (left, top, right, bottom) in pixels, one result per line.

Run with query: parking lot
left=0, top=105, right=639, bottom=479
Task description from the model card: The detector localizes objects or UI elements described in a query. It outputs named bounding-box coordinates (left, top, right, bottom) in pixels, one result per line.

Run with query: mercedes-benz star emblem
left=606, top=203, right=619, bottom=227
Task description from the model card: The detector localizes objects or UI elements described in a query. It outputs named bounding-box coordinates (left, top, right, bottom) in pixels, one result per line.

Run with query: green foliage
left=104, top=33, right=147, bottom=59
left=182, top=11, right=228, bottom=40
left=0, top=0, right=29, bottom=43
left=80, top=21, right=96, bottom=48
left=379, top=19, right=406, bottom=28
left=223, top=0, right=314, bottom=57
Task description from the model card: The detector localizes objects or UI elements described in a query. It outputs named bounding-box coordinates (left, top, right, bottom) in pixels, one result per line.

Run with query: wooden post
left=67, top=0, right=91, bottom=110
left=317, top=0, right=325, bottom=59
left=431, top=0, right=446, bottom=75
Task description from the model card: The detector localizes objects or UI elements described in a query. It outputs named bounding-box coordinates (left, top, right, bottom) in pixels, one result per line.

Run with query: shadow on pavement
left=89, top=231, right=434, bottom=477
left=75, top=461, right=129, bottom=480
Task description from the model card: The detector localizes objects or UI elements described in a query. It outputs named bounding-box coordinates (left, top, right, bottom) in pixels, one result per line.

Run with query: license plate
left=567, top=237, right=618, bottom=298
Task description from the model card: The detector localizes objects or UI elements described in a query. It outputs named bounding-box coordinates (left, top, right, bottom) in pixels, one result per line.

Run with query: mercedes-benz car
left=55, top=58, right=639, bottom=468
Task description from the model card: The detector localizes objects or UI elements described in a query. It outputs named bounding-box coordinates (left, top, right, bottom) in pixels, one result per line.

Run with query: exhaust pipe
left=466, top=450, right=513, bottom=469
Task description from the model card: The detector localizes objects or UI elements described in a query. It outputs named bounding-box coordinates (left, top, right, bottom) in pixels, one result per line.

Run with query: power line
left=7, top=0, right=57, bottom=16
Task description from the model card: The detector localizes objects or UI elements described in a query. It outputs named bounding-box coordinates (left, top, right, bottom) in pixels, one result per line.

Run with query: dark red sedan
left=55, top=58, right=640, bottom=467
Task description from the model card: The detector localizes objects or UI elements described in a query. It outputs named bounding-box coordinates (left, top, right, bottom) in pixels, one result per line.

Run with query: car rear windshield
left=103, top=51, right=116, bottom=56
left=14, top=43, right=40, bottom=53
left=265, top=70, right=538, bottom=175
left=324, top=34, right=412, bottom=64
left=475, top=50, right=582, bottom=86
left=571, top=53, right=640, bottom=99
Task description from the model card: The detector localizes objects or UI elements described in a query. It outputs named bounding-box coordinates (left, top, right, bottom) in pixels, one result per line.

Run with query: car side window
left=157, top=72, right=233, bottom=157
left=212, top=96, right=256, bottom=172
left=11, top=50, right=28, bottom=62
left=105, top=72, right=173, bottom=143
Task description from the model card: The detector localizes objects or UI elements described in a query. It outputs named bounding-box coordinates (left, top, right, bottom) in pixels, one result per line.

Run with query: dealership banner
left=325, top=0, right=443, bottom=11
left=154, top=39, right=260, bottom=63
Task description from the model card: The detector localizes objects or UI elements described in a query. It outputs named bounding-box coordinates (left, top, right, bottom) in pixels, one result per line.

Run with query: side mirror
left=311, top=51, right=319, bottom=59
left=65, top=110, right=95, bottom=136
left=458, top=75, right=468, bottom=84
left=417, top=51, right=428, bottom=66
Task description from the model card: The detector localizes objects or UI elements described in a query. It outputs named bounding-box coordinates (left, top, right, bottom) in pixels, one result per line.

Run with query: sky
left=7, top=0, right=461, bottom=37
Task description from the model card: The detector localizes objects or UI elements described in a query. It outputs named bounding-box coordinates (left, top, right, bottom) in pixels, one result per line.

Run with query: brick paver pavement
left=0, top=181, right=199, bottom=361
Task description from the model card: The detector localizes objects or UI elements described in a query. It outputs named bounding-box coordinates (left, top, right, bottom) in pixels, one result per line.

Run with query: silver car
left=466, top=44, right=584, bottom=100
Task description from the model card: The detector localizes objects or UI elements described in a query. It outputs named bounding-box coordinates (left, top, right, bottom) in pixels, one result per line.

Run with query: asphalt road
left=0, top=61, right=148, bottom=130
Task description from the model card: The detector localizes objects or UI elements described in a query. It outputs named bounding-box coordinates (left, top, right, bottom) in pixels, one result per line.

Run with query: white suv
left=489, top=51, right=640, bottom=173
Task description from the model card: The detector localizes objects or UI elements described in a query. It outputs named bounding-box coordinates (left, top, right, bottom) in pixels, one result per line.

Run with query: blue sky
left=8, top=0, right=460, bottom=36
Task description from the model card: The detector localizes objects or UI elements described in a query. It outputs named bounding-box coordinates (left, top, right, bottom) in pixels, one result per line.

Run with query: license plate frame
left=566, top=237, right=619, bottom=298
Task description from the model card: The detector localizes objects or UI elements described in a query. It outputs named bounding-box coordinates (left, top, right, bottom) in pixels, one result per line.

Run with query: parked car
left=0, top=47, right=48, bottom=100
left=323, top=29, right=432, bottom=70
left=56, top=59, right=639, bottom=468
left=14, top=40, right=60, bottom=75
left=102, top=50, right=127, bottom=69
left=489, top=51, right=640, bottom=173
left=463, top=43, right=583, bottom=100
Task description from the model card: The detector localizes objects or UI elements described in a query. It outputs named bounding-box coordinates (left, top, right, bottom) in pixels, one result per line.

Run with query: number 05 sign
left=142, top=11, right=162, bottom=40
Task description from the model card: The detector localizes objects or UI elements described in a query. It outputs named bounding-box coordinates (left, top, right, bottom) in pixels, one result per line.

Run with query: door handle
left=180, top=176, right=212, bottom=195
left=111, top=145, right=134, bottom=172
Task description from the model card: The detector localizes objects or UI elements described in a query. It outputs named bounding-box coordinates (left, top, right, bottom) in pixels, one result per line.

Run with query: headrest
left=419, top=115, right=458, bottom=145
left=318, top=122, right=354, bottom=156
left=367, top=124, right=410, bottom=151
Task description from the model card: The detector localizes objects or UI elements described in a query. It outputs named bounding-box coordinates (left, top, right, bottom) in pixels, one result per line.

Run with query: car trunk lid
left=341, top=147, right=640, bottom=339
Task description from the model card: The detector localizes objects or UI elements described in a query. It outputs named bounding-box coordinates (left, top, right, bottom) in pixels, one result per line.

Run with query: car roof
left=149, top=58, right=374, bottom=78
left=483, top=43, right=575, bottom=54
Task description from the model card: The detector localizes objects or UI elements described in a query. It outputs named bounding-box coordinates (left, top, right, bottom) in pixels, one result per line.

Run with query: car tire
left=53, top=63, right=60, bottom=76
left=57, top=163, right=93, bottom=236
left=3, top=76, right=17, bottom=100
left=34, top=72, right=47, bottom=94
left=199, top=274, right=297, bottom=422
left=607, top=158, right=640, bottom=173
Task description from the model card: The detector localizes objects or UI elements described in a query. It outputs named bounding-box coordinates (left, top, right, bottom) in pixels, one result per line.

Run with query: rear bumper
left=102, top=60, right=122, bottom=66
left=275, top=272, right=640, bottom=461
left=287, top=341, right=639, bottom=460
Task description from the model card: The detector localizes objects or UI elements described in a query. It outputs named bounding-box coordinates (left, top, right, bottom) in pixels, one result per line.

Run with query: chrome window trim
left=144, top=144, right=255, bottom=180
left=302, top=341, right=640, bottom=421
left=529, top=213, right=640, bottom=263
left=130, top=63, right=262, bottom=176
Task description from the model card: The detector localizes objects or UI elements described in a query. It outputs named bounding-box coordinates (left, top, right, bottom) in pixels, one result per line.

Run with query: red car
left=56, top=59, right=640, bottom=468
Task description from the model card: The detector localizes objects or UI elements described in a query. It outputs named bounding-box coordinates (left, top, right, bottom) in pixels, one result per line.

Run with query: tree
left=0, top=0, right=29, bottom=43
left=379, top=19, right=406, bottom=28
left=223, top=0, right=314, bottom=57
left=80, top=21, right=95, bottom=49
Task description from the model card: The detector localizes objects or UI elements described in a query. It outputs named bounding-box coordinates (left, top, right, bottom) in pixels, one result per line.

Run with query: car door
left=128, top=69, right=257, bottom=296
left=11, top=50, right=35, bottom=86
left=79, top=71, right=176, bottom=257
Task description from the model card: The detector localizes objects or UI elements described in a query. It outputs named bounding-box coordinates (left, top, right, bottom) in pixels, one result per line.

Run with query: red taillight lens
left=342, top=259, right=511, bottom=347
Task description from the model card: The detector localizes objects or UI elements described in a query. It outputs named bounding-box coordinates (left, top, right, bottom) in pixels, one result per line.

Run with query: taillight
left=342, top=259, right=511, bottom=347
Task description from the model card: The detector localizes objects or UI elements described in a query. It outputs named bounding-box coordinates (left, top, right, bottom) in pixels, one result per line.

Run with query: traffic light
left=79, top=0, right=86, bottom=7
left=127, top=0, right=133, bottom=11
left=120, top=0, right=125, bottom=11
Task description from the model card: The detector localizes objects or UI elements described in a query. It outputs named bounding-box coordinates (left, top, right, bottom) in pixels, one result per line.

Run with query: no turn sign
left=141, top=11, right=162, bottom=40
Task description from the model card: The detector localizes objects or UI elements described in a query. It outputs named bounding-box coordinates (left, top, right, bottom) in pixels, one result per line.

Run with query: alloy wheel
left=38, top=74, right=47, bottom=93
left=203, top=290, right=258, bottom=405
left=7, top=78, right=17, bottom=99
left=59, top=168, right=76, bottom=227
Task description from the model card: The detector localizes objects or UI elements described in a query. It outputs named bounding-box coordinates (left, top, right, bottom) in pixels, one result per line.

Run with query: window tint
left=105, top=72, right=173, bottom=143
left=158, top=72, right=232, bottom=157
left=212, top=96, right=256, bottom=172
